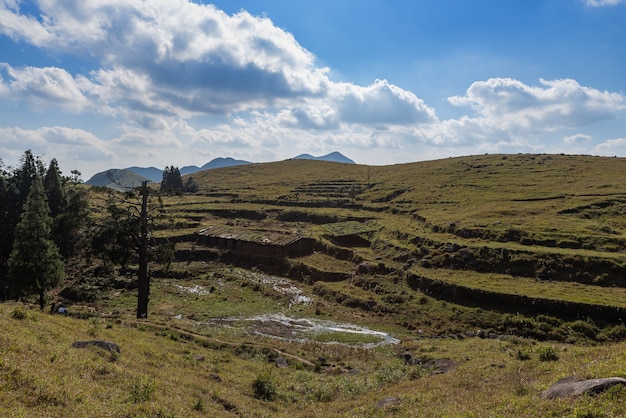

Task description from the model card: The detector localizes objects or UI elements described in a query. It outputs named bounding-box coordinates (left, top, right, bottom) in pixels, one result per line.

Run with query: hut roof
left=198, top=225, right=305, bottom=246
left=321, top=221, right=375, bottom=237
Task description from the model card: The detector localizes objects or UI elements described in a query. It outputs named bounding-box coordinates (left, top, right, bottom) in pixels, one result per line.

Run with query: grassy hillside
left=5, top=153, right=626, bottom=416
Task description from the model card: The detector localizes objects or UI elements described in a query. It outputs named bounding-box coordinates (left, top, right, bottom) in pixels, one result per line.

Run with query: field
left=4, top=153, right=626, bottom=416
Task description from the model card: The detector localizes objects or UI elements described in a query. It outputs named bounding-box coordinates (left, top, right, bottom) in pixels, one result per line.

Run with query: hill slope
left=292, top=151, right=355, bottom=164
left=85, top=169, right=151, bottom=191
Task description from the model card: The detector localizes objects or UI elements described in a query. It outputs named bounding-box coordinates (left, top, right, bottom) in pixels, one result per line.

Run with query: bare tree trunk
left=136, top=181, right=149, bottom=319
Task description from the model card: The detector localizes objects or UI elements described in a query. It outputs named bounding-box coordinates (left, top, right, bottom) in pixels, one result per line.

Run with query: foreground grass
left=3, top=298, right=626, bottom=417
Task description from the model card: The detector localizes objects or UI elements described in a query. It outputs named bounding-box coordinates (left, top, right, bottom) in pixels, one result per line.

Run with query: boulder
left=71, top=340, right=121, bottom=354
left=275, top=356, right=288, bottom=368
left=542, top=376, right=626, bottom=399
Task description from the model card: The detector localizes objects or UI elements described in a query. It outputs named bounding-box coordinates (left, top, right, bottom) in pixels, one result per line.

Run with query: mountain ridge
left=86, top=152, right=354, bottom=188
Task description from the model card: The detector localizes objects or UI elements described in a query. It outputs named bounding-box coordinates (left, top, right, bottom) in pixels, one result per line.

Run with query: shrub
left=252, top=369, right=276, bottom=401
left=130, top=375, right=156, bottom=403
left=10, top=308, right=27, bottom=320
left=569, top=320, right=599, bottom=339
left=537, top=346, right=559, bottom=362
left=598, top=324, right=626, bottom=341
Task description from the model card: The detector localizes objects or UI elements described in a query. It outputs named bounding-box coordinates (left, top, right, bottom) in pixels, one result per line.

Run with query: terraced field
left=8, top=153, right=626, bottom=417
left=128, top=153, right=626, bottom=341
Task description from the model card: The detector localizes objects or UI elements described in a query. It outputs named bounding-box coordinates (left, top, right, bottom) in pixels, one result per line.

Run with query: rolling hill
left=10, top=153, right=626, bottom=417
left=84, top=168, right=152, bottom=191
left=292, top=151, right=355, bottom=164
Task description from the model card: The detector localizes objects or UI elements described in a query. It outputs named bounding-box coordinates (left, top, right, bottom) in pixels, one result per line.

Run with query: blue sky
left=1, top=0, right=625, bottom=178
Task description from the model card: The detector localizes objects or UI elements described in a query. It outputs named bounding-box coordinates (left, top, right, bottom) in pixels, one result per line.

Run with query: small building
left=197, top=225, right=315, bottom=258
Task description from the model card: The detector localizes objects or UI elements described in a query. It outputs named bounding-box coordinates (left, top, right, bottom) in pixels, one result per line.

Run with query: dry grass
left=8, top=153, right=626, bottom=416
left=3, top=302, right=626, bottom=417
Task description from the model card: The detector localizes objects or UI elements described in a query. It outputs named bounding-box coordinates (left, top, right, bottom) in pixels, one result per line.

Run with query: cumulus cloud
left=448, top=78, right=624, bottom=137
left=593, top=138, right=626, bottom=155
left=0, top=0, right=327, bottom=115
left=0, top=63, right=89, bottom=111
left=0, top=126, right=114, bottom=168
left=563, top=133, right=593, bottom=144
left=333, top=79, right=437, bottom=125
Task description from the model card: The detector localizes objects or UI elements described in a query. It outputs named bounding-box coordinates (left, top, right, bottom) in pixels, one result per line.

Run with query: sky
left=0, top=0, right=625, bottom=179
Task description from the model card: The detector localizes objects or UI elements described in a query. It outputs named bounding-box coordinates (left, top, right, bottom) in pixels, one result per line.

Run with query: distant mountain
left=126, top=166, right=163, bottom=183
left=292, top=151, right=355, bottom=164
left=200, top=157, right=251, bottom=170
left=89, top=157, right=253, bottom=190
left=85, top=169, right=152, bottom=192
left=178, top=158, right=251, bottom=176
left=180, top=165, right=201, bottom=176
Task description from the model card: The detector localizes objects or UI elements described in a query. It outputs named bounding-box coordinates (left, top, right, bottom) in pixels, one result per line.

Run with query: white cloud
left=563, top=133, right=593, bottom=144
left=593, top=138, right=626, bottom=155
left=583, top=0, right=626, bottom=6
left=0, top=126, right=114, bottom=174
left=0, top=64, right=89, bottom=112
left=333, top=79, right=438, bottom=126
left=447, top=78, right=624, bottom=140
left=0, top=0, right=327, bottom=115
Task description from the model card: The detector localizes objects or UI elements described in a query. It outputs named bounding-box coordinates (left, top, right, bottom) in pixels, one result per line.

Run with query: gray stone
left=375, top=396, right=400, bottom=408
left=542, top=376, right=626, bottom=399
left=275, top=356, right=288, bottom=368
left=71, top=340, right=120, bottom=354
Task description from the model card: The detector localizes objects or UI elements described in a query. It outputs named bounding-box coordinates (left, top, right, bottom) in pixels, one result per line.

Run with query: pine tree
left=161, top=166, right=184, bottom=194
left=53, top=186, right=90, bottom=259
left=0, top=151, right=43, bottom=272
left=8, top=177, right=65, bottom=309
left=44, top=158, right=66, bottom=219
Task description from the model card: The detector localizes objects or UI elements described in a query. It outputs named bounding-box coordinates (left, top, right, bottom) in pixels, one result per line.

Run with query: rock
left=542, top=376, right=626, bottom=399
left=275, top=356, right=288, bottom=368
left=400, top=351, right=413, bottom=364
left=192, top=354, right=205, bottom=361
left=421, top=358, right=457, bottom=375
left=71, top=340, right=120, bottom=354
left=375, top=396, right=401, bottom=408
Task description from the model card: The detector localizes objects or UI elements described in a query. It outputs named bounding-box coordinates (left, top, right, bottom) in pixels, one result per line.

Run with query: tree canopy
left=8, top=177, right=65, bottom=309
left=161, top=166, right=184, bottom=194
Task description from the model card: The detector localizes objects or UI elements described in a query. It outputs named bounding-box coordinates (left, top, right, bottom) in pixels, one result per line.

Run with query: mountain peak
left=292, top=152, right=355, bottom=164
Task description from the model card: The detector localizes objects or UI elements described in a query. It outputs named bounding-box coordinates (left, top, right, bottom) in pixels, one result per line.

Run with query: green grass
left=416, top=267, right=626, bottom=307
left=4, top=302, right=626, bottom=417
left=16, top=153, right=626, bottom=416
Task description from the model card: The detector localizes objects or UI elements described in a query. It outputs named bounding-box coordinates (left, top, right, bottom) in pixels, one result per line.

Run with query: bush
left=598, top=324, right=626, bottom=341
left=252, top=369, right=276, bottom=401
left=10, top=308, right=27, bottom=320
left=537, top=346, right=559, bottom=362
left=130, top=375, right=156, bottom=403
left=569, top=320, right=599, bottom=339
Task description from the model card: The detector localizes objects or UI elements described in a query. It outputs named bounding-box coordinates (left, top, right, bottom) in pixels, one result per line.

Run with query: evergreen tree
left=42, top=159, right=90, bottom=259
left=44, top=158, right=66, bottom=219
left=184, top=176, right=199, bottom=193
left=8, top=177, right=65, bottom=309
left=0, top=151, right=44, bottom=271
left=161, top=166, right=184, bottom=194
left=54, top=186, right=90, bottom=259
left=15, top=150, right=44, bottom=202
